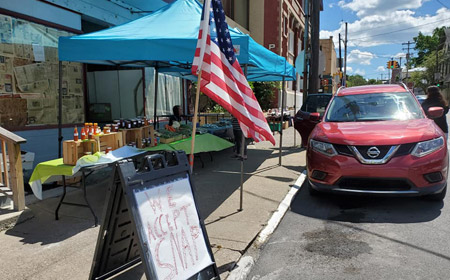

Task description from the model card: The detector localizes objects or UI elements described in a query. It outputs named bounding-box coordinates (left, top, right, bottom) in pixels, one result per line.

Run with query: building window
left=283, top=16, right=289, bottom=37
left=288, top=30, right=295, bottom=54
left=0, top=14, right=84, bottom=129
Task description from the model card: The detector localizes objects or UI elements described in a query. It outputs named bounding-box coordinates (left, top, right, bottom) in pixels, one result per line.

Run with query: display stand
left=89, top=151, right=219, bottom=280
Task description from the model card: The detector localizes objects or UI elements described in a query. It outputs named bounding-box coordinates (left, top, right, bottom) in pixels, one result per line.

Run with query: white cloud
left=393, top=52, right=406, bottom=59
left=346, top=66, right=353, bottom=73
left=376, top=66, right=386, bottom=72
left=339, top=0, right=426, bottom=17
left=354, top=68, right=366, bottom=76
left=347, top=49, right=376, bottom=65
left=320, top=7, right=450, bottom=48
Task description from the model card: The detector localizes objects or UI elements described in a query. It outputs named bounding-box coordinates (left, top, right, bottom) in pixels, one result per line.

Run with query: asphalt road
left=247, top=179, right=450, bottom=280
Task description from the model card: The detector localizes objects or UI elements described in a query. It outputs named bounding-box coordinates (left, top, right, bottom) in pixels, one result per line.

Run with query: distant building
left=319, top=36, right=338, bottom=93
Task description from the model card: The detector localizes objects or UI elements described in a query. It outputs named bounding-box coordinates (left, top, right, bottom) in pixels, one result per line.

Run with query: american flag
left=192, top=0, right=276, bottom=145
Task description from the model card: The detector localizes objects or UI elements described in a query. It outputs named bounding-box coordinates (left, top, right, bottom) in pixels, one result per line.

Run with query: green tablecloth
left=29, top=158, right=74, bottom=185
left=29, top=134, right=233, bottom=198
left=143, top=143, right=176, bottom=152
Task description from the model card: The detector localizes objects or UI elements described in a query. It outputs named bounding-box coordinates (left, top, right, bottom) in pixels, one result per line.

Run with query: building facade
left=222, top=0, right=307, bottom=109
left=0, top=0, right=181, bottom=169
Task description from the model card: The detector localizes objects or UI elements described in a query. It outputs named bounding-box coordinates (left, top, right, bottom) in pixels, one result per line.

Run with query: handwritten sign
left=133, top=176, right=213, bottom=280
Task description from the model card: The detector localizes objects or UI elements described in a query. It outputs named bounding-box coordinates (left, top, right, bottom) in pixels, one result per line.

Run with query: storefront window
left=0, top=14, right=84, bottom=129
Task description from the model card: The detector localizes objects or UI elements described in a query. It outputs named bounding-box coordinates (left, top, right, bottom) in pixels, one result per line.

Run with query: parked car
left=307, top=84, right=448, bottom=200
left=294, top=93, right=332, bottom=147
left=416, top=95, right=426, bottom=104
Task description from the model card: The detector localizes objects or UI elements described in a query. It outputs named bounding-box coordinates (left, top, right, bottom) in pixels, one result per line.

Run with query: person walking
left=421, top=86, right=449, bottom=138
left=232, top=117, right=247, bottom=159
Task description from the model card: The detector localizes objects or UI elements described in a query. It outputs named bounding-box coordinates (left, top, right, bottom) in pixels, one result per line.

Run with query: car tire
left=424, top=185, right=447, bottom=201
left=306, top=179, right=321, bottom=196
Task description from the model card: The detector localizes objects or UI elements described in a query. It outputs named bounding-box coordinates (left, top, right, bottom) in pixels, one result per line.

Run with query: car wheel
left=306, top=179, right=320, bottom=196
left=425, top=185, right=447, bottom=201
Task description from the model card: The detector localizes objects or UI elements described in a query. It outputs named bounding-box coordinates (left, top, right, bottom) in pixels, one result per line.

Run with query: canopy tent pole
left=294, top=87, right=296, bottom=147
left=279, top=77, right=285, bottom=165
left=153, top=66, right=159, bottom=129
left=183, top=79, right=188, bottom=118
left=116, top=67, right=122, bottom=118
left=189, top=70, right=202, bottom=173
left=58, top=60, right=63, bottom=158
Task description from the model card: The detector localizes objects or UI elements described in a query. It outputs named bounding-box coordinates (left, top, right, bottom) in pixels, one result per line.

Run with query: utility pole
left=402, top=41, right=414, bottom=82
left=343, top=22, right=348, bottom=86
left=302, top=0, right=310, bottom=103
left=338, top=33, right=342, bottom=85
left=309, top=0, right=320, bottom=93
left=389, top=57, right=393, bottom=84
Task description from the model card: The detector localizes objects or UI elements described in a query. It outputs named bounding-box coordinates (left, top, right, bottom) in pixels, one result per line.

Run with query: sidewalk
left=0, top=127, right=305, bottom=280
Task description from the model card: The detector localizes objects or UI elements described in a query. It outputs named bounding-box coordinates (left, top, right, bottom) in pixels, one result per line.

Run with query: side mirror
left=428, top=107, right=444, bottom=119
left=310, top=112, right=321, bottom=122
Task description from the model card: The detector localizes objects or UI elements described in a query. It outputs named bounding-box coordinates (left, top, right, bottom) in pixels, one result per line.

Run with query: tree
left=412, top=26, right=447, bottom=67
left=250, top=82, right=279, bottom=111
left=367, top=79, right=382, bottom=85
left=346, top=75, right=367, bottom=87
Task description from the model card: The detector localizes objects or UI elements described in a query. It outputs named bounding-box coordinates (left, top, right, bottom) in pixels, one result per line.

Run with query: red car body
left=307, top=84, right=448, bottom=200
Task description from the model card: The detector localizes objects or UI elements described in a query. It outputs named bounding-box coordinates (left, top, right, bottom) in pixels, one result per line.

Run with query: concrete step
left=0, top=186, right=13, bottom=209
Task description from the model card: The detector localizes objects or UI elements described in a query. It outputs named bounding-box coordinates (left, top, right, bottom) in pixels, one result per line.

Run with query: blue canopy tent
left=58, top=0, right=296, bottom=81
left=57, top=0, right=296, bottom=165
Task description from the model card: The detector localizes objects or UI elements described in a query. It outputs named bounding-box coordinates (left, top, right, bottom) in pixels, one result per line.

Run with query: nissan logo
left=367, top=147, right=381, bottom=158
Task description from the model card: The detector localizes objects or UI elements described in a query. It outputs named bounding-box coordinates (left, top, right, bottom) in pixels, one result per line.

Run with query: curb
left=226, top=171, right=306, bottom=280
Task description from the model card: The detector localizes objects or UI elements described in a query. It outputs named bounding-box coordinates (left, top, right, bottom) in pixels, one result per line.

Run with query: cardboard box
left=63, top=140, right=99, bottom=165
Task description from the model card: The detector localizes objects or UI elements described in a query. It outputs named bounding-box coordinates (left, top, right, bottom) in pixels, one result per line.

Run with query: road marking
left=227, top=171, right=307, bottom=280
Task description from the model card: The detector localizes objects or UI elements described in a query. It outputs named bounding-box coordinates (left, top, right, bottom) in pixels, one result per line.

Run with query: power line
left=349, top=17, right=450, bottom=41
left=436, top=0, right=449, bottom=9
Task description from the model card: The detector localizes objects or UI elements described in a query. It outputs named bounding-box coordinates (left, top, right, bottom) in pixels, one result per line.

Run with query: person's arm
left=169, top=116, right=174, bottom=126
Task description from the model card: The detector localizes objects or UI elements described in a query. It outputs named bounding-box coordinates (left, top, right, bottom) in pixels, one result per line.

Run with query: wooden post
left=7, top=142, right=25, bottom=211
left=189, top=70, right=202, bottom=173
left=1, top=140, right=8, bottom=188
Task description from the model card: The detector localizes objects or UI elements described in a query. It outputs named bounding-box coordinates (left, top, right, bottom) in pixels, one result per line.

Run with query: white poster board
left=134, top=176, right=213, bottom=280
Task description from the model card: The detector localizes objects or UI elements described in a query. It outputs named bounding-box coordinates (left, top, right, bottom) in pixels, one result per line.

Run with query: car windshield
left=325, top=92, right=424, bottom=122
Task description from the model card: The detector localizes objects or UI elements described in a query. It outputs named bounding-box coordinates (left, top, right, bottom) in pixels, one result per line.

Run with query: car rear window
left=300, top=95, right=332, bottom=115
left=325, top=92, right=424, bottom=122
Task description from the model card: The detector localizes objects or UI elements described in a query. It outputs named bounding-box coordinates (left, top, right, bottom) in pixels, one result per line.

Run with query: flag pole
left=239, top=64, right=249, bottom=211
left=189, top=70, right=202, bottom=173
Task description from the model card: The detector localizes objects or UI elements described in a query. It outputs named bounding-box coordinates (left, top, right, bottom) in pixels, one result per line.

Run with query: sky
left=320, top=0, right=450, bottom=80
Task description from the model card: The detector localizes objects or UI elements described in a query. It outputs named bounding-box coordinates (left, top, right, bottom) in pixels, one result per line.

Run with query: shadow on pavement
left=291, top=181, right=443, bottom=224
left=4, top=172, right=110, bottom=245
left=4, top=146, right=278, bottom=245
left=193, top=147, right=276, bottom=219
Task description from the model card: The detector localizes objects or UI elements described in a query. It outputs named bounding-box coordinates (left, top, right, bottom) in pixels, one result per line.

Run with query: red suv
left=307, top=84, right=448, bottom=200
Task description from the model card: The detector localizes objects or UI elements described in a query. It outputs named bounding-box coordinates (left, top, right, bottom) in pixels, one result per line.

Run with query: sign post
left=90, top=151, right=219, bottom=280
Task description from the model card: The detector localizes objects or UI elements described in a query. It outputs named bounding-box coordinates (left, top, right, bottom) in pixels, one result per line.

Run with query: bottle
left=84, top=122, right=89, bottom=133
left=80, top=127, right=86, bottom=140
left=93, top=123, right=98, bottom=135
left=74, top=127, right=79, bottom=141
left=88, top=126, right=93, bottom=139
